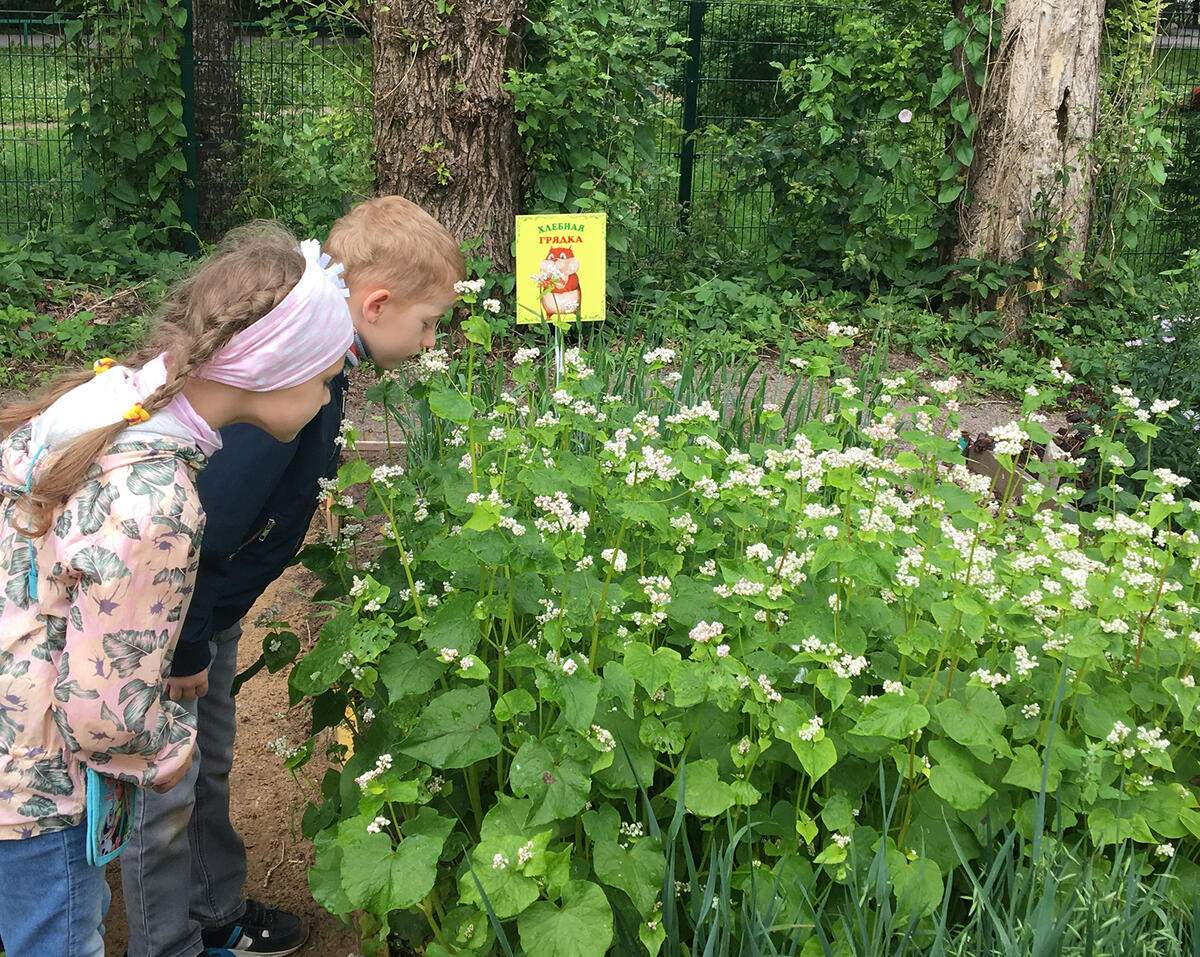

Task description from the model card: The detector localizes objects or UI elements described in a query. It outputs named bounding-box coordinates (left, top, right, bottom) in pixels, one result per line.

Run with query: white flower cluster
left=620, top=821, right=645, bottom=842
left=973, top=668, right=1011, bottom=688
left=413, top=348, right=451, bottom=381
left=266, top=735, right=300, bottom=759
left=746, top=543, right=772, bottom=562
left=988, top=420, right=1028, bottom=457
left=667, top=401, right=720, bottom=426
left=831, top=654, right=869, bottom=679
left=372, top=463, right=405, bottom=485
left=533, top=491, right=591, bottom=536
left=639, top=575, right=672, bottom=607
left=513, top=347, right=540, bottom=366
left=793, top=715, right=824, bottom=741
left=454, top=278, right=486, bottom=295
left=670, top=512, right=698, bottom=550
left=590, top=725, right=616, bottom=752
left=602, top=548, right=628, bottom=572
left=354, top=753, right=394, bottom=791
left=627, top=446, right=680, bottom=485
left=689, top=620, right=724, bottom=643
left=1152, top=467, right=1190, bottom=490
left=643, top=347, right=676, bottom=365
left=757, top=674, right=783, bottom=703
left=1049, top=357, right=1074, bottom=385
left=562, top=347, right=594, bottom=380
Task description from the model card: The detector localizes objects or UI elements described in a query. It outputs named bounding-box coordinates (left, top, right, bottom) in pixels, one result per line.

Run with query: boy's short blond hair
left=326, top=196, right=465, bottom=302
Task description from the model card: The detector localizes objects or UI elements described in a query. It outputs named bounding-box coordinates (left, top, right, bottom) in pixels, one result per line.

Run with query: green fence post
left=180, top=0, right=201, bottom=253
left=677, top=0, right=706, bottom=231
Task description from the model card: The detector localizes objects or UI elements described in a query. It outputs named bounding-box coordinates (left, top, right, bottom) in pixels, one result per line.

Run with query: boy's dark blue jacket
left=169, top=374, right=347, bottom=677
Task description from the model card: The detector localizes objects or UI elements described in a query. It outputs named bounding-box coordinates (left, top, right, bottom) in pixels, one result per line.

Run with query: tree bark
left=371, top=0, right=525, bottom=270
left=951, top=0, right=1105, bottom=338
left=192, top=0, right=243, bottom=238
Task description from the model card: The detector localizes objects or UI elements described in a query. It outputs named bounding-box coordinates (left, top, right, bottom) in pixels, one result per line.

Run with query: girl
left=0, top=223, right=353, bottom=956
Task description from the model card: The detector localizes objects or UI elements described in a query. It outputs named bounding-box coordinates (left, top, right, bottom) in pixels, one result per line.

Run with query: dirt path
left=104, top=560, right=361, bottom=956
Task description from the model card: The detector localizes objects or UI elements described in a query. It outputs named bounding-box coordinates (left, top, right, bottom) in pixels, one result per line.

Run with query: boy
left=120, top=197, right=465, bottom=957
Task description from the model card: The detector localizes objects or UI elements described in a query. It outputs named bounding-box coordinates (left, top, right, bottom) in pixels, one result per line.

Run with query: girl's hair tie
left=123, top=403, right=151, bottom=424
left=93, top=357, right=117, bottom=375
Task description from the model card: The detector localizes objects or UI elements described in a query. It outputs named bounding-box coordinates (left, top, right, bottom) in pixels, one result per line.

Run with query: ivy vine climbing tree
left=371, top=0, right=525, bottom=269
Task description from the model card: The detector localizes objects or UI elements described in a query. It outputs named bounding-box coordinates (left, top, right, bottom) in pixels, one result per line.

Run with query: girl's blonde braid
left=5, top=222, right=306, bottom=537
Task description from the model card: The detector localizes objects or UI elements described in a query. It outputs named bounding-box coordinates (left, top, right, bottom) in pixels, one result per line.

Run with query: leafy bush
left=0, top=225, right=185, bottom=386
left=508, top=0, right=683, bottom=261
left=233, top=107, right=371, bottom=238
left=276, top=300, right=1200, bottom=956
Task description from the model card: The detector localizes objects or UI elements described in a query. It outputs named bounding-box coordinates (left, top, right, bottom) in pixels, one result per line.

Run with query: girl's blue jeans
left=0, top=819, right=110, bottom=956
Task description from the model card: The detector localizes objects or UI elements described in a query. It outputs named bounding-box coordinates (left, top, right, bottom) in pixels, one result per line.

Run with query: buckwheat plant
left=283, top=307, right=1200, bottom=956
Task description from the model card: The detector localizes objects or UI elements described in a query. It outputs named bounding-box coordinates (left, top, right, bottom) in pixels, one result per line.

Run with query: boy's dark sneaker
left=201, top=899, right=308, bottom=956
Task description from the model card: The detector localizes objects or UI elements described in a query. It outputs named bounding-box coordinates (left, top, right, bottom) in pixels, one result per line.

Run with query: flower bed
left=277, top=316, right=1200, bottom=956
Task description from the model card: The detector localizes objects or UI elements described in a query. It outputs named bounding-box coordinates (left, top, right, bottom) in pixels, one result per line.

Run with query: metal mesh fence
left=194, top=18, right=370, bottom=237
left=1134, top=4, right=1200, bottom=269
left=639, top=0, right=948, bottom=260
left=0, top=6, right=370, bottom=237
left=0, top=11, right=86, bottom=229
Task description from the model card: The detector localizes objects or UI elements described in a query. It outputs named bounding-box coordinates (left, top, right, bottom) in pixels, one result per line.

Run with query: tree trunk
left=372, top=0, right=525, bottom=270
left=192, top=0, right=242, bottom=238
left=951, top=0, right=1105, bottom=338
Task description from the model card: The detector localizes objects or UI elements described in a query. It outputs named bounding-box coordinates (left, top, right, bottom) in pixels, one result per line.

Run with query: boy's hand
left=153, top=746, right=194, bottom=793
left=165, top=668, right=210, bottom=702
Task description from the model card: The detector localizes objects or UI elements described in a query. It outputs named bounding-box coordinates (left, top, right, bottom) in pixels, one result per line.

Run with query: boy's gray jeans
left=121, top=624, right=247, bottom=957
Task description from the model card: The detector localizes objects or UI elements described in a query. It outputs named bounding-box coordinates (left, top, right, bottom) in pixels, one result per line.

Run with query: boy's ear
left=362, top=288, right=391, bottom=323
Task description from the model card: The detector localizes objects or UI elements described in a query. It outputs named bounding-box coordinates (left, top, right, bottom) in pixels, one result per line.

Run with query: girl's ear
left=362, top=288, right=391, bottom=323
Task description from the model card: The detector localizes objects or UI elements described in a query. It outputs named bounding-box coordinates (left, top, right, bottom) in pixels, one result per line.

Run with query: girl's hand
left=165, top=668, right=210, bottom=702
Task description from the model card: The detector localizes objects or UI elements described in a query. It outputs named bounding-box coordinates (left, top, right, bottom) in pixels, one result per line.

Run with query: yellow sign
left=515, top=213, right=606, bottom=325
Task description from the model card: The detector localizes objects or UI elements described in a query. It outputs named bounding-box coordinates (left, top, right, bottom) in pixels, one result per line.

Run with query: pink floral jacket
left=0, top=423, right=203, bottom=839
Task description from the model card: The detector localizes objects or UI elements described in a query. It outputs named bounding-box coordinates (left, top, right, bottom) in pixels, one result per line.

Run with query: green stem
left=590, top=522, right=627, bottom=667
left=466, top=764, right=484, bottom=836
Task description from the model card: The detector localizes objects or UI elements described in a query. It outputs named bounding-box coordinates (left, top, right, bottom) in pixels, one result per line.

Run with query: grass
left=0, top=40, right=72, bottom=125
left=1157, top=45, right=1200, bottom=93
left=0, top=131, right=83, bottom=230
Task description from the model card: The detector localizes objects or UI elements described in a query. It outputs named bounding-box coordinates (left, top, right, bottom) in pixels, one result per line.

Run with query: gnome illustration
left=539, top=246, right=581, bottom=318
